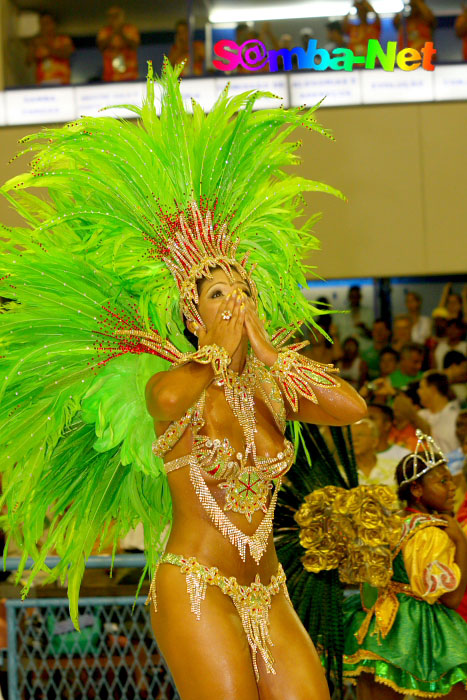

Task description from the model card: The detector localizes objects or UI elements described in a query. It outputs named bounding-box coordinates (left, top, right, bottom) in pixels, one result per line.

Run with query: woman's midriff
left=163, top=466, right=281, bottom=585
left=155, top=385, right=287, bottom=584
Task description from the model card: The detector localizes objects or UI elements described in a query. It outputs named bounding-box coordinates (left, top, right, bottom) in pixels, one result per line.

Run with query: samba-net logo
left=213, top=39, right=436, bottom=73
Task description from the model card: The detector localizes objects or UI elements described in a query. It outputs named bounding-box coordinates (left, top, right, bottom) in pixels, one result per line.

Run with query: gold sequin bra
left=153, top=355, right=295, bottom=564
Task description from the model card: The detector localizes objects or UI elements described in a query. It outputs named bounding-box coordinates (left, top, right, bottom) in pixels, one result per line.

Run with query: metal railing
left=3, top=555, right=358, bottom=699
left=3, top=555, right=179, bottom=700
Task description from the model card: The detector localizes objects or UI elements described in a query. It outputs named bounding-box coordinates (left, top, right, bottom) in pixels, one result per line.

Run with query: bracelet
left=173, top=344, right=231, bottom=381
left=271, top=348, right=340, bottom=412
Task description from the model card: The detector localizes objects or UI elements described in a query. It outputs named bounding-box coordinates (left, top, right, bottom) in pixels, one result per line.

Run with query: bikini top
left=152, top=364, right=294, bottom=482
left=151, top=356, right=294, bottom=563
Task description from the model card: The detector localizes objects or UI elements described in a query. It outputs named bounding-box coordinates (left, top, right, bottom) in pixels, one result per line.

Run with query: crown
left=399, top=430, right=447, bottom=487
left=162, top=201, right=258, bottom=327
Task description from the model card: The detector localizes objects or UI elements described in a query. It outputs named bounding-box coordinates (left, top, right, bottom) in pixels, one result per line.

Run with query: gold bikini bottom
left=147, top=552, right=290, bottom=679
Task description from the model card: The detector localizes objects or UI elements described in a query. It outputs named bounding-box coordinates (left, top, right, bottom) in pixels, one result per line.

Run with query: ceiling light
left=209, top=1, right=404, bottom=23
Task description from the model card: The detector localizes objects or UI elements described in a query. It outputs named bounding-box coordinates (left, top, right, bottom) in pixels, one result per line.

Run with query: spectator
left=97, top=6, right=140, bottom=82
left=359, top=346, right=398, bottom=404
left=368, top=403, right=410, bottom=463
left=438, top=282, right=467, bottom=321
left=350, top=418, right=398, bottom=491
left=334, top=285, right=373, bottom=351
left=361, top=318, right=391, bottom=380
left=389, top=342, right=424, bottom=389
left=168, top=19, right=205, bottom=76
left=391, top=314, right=413, bottom=353
left=425, top=306, right=450, bottom=367
left=299, top=27, right=315, bottom=51
left=418, top=371, right=461, bottom=454
left=299, top=297, right=343, bottom=364
left=444, top=351, right=467, bottom=405
left=278, top=33, right=293, bottom=50
left=337, top=337, right=368, bottom=389
left=447, top=410, right=467, bottom=481
left=405, top=291, right=431, bottom=344
left=303, top=321, right=342, bottom=364
left=394, top=0, right=436, bottom=52
left=379, top=346, right=399, bottom=378
left=235, top=25, right=271, bottom=74
left=434, top=318, right=467, bottom=369
left=343, top=0, right=381, bottom=58
left=26, top=13, right=74, bottom=85
left=324, top=20, right=347, bottom=52
left=391, top=390, right=421, bottom=451
left=455, top=3, right=467, bottom=61
left=235, top=22, right=249, bottom=45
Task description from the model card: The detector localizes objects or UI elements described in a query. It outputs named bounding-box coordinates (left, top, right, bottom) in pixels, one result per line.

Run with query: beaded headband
left=399, top=429, right=447, bottom=487
left=161, top=201, right=258, bottom=328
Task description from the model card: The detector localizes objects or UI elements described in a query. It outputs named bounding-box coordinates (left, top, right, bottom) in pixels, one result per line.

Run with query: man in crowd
left=169, top=19, right=205, bottom=76
left=389, top=342, right=424, bottom=390
left=379, top=347, right=399, bottom=379
left=405, top=291, right=431, bottom=344
left=368, top=403, right=410, bottom=463
left=361, top=318, right=391, bottom=380
left=391, top=314, right=413, bottom=354
left=447, top=410, right=467, bottom=480
left=343, top=0, right=381, bottom=58
left=418, top=371, right=461, bottom=454
left=434, top=318, right=467, bottom=369
left=359, top=346, right=399, bottom=404
left=390, top=389, right=420, bottom=451
left=444, top=351, right=467, bottom=405
left=350, top=418, right=398, bottom=491
left=335, top=285, right=373, bottom=352
left=97, top=6, right=140, bottom=82
left=425, top=306, right=450, bottom=367
left=27, top=13, right=74, bottom=85
left=324, top=20, right=347, bottom=52
left=394, top=0, right=436, bottom=52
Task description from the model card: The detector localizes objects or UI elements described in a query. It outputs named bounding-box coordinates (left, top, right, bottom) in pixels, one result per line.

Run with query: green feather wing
left=1, top=59, right=345, bottom=627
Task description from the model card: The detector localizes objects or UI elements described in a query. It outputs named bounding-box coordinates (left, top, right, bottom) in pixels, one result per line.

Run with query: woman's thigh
left=150, top=564, right=259, bottom=700
left=256, top=591, right=331, bottom=700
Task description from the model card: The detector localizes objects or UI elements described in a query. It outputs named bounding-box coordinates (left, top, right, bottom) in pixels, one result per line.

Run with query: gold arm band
left=270, top=347, right=340, bottom=412
left=173, top=343, right=231, bottom=383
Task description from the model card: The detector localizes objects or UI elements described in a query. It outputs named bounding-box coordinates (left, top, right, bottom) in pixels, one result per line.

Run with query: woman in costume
left=0, top=61, right=366, bottom=698
left=342, top=432, right=467, bottom=699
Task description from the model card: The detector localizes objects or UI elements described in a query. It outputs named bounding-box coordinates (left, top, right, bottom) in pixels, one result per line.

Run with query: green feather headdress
left=0, top=59, right=344, bottom=624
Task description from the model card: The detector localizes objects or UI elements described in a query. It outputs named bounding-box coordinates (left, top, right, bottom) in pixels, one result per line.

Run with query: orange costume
left=97, top=24, right=140, bottom=82
left=398, top=17, right=434, bottom=52
left=33, top=35, right=74, bottom=85
left=347, top=20, right=380, bottom=57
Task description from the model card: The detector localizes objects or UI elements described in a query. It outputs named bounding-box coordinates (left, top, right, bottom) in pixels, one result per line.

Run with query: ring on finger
left=222, top=310, right=233, bottom=321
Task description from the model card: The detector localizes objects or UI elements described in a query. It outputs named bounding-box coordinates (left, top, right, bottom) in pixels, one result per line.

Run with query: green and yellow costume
left=343, top=511, right=467, bottom=697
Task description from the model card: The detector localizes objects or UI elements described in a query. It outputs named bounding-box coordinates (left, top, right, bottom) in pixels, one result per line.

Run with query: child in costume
left=0, top=60, right=367, bottom=699
left=343, top=432, right=467, bottom=699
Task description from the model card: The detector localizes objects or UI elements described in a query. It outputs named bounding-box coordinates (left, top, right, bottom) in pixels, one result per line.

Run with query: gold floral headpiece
left=399, top=430, right=447, bottom=486
left=161, top=201, right=258, bottom=328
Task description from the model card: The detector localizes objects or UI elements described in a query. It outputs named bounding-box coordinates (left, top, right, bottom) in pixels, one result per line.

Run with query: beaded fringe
left=147, top=553, right=290, bottom=680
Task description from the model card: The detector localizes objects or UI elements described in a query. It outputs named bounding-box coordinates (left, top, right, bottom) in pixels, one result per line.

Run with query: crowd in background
left=24, top=0, right=467, bottom=86
left=302, top=281, right=467, bottom=514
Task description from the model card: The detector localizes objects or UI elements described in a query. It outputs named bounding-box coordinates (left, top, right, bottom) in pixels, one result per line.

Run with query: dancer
left=343, top=432, right=467, bottom=699
left=0, top=61, right=366, bottom=699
